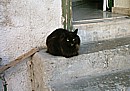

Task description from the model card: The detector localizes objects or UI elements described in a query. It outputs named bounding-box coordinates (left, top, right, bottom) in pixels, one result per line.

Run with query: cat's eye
left=73, top=39, right=75, bottom=41
left=67, top=39, right=69, bottom=42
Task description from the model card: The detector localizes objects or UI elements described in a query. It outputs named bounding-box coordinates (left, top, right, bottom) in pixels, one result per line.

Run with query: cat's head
left=61, top=29, right=80, bottom=48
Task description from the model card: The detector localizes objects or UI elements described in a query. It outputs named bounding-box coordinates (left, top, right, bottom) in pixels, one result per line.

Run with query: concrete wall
left=0, top=0, right=62, bottom=91
left=113, top=0, right=130, bottom=15
left=114, top=0, right=130, bottom=8
left=0, top=0, right=62, bottom=63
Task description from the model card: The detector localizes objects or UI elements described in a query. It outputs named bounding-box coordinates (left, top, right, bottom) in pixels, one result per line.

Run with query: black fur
left=46, top=28, right=80, bottom=58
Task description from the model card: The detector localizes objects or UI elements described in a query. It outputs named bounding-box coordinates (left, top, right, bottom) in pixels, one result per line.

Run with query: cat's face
left=65, top=35, right=79, bottom=47
left=61, top=29, right=80, bottom=48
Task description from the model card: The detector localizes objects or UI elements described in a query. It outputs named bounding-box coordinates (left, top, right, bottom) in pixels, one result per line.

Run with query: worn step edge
left=74, top=17, right=130, bottom=43
left=32, top=43, right=130, bottom=90
left=73, top=16, right=130, bottom=25
left=79, top=36, right=130, bottom=54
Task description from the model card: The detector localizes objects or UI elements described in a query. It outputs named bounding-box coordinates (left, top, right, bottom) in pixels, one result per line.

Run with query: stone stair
left=30, top=16, right=130, bottom=91
left=53, top=69, right=130, bottom=91
left=75, top=16, right=130, bottom=43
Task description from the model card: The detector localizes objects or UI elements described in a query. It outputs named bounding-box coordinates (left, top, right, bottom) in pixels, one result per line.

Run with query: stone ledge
left=32, top=43, right=130, bottom=90
left=74, top=17, right=130, bottom=43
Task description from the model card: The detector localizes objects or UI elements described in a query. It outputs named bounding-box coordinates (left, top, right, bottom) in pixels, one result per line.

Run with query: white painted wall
left=0, top=0, right=62, bottom=91
left=0, top=0, right=62, bottom=63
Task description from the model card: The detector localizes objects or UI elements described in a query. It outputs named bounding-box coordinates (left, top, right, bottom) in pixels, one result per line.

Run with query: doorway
left=62, top=0, right=125, bottom=30
left=72, top=0, right=124, bottom=22
left=72, top=0, right=103, bottom=21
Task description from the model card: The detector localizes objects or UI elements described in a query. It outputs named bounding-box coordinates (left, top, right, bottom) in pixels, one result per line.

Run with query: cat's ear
left=74, top=29, right=78, bottom=34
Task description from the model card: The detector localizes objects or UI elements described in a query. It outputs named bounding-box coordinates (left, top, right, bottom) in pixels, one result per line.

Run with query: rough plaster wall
left=114, top=0, right=130, bottom=8
left=0, top=0, right=62, bottom=63
left=0, top=0, right=62, bottom=91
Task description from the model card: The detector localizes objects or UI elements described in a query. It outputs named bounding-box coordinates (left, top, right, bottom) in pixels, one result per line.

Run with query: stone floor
left=52, top=69, right=130, bottom=91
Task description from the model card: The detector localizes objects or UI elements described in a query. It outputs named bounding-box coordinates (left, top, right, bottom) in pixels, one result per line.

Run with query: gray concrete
left=74, top=17, right=130, bottom=44
left=52, top=69, right=130, bottom=91
left=79, top=36, right=130, bottom=54
left=32, top=37, right=130, bottom=90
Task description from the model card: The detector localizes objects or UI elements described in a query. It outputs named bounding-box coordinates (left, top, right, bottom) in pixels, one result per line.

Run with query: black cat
left=46, top=28, right=80, bottom=58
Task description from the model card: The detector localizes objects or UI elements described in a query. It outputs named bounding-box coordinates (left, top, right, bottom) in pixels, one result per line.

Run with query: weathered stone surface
left=53, top=69, right=130, bottom=91
left=74, top=17, right=130, bottom=44
left=112, top=7, right=130, bottom=15
left=32, top=41, right=130, bottom=90
left=4, top=58, right=32, bottom=91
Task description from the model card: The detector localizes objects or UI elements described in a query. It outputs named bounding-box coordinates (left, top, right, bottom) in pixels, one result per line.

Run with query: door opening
left=62, top=0, right=125, bottom=30
left=72, top=0, right=120, bottom=22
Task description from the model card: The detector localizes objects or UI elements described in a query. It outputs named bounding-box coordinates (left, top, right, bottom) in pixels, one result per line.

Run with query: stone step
left=32, top=36, right=130, bottom=90
left=79, top=36, right=130, bottom=54
left=30, top=16, right=130, bottom=91
left=53, top=69, right=130, bottom=91
left=73, top=16, right=130, bottom=44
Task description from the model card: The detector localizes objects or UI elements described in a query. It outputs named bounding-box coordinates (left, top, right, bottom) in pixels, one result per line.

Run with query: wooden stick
left=0, top=47, right=41, bottom=74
